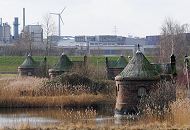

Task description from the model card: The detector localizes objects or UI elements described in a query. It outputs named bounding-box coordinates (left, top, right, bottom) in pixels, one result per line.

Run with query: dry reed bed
left=0, top=94, right=110, bottom=108
left=2, top=77, right=190, bottom=129
left=0, top=76, right=113, bottom=108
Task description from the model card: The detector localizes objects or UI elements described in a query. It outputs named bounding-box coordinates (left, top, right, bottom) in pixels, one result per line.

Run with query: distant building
left=48, top=36, right=74, bottom=46
left=0, top=20, right=11, bottom=44
left=48, top=35, right=61, bottom=46
left=75, top=35, right=126, bottom=45
left=145, top=35, right=160, bottom=45
left=13, top=17, right=19, bottom=40
left=125, top=37, right=146, bottom=45
left=57, top=35, right=160, bottom=56
left=75, top=35, right=130, bottom=55
left=57, top=35, right=179, bottom=56
left=23, top=25, right=43, bottom=44
left=0, top=19, right=3, bottom=42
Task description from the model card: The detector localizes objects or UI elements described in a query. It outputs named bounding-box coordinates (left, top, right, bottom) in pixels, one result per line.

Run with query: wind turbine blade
left=60, top=7, right=66, bottom=14
left=60, top=16, right=64, bottom=25
left=50, top=13, right=59, bottom=15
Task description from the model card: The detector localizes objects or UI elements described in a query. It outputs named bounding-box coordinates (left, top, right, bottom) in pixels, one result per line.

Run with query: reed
left=0, top=76, right=114, bottom=108
left=1, top=75, right=190, bottom=129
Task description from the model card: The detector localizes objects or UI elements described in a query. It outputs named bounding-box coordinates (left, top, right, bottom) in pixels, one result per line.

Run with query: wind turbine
left=50, top=7, right=66, bottom=37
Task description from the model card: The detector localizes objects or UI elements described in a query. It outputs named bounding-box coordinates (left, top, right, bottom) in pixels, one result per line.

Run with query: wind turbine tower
left=50, top=8, right=66, bottom=37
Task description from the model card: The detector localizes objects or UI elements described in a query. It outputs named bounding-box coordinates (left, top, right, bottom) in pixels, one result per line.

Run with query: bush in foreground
left=40, top=72, right=114, bottom=96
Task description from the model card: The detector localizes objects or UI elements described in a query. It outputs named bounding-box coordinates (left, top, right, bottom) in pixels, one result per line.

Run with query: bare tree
left=14, top=31, right=32, bottom=55
left=42, top=14, right=56, bottom=56
left=160, top=17, right=190, bottom=68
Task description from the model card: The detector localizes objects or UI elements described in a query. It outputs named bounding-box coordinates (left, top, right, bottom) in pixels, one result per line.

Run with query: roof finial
left=28, top=53, right=31, bottom=57
left=138, top=44, right=140, bottom=50
left=136, top=44, right=141, bottom=53
left=185, top=53, right=188, bottom=57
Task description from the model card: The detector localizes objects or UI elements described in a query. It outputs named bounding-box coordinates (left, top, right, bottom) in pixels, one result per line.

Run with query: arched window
left=138, top=87, right=147, bottom=97
left=28, top=72, right=32, bottom=76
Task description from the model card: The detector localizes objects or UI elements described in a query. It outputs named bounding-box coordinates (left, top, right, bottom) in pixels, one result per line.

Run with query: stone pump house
left=49, top=53, right=87, bottom=78
left=106, top=56, right=128, bottom=80
left=115, top=45, right=177, bottom=115
left=18, top=54, right=47, bottom=77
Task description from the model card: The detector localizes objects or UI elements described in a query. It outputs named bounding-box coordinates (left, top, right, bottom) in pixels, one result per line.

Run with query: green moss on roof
left=115, top=56, right=128, bottom=68
left=118, top=50, right=159, bottom=80
left=151, top=64, right=162, bottom=73
left=107, top=56, right=128, bottom=68
left=107, top=60, right=116, bottom=68
left=52, top=54, right=73, bottom=71
left=19, top=55, right=39, bottom=68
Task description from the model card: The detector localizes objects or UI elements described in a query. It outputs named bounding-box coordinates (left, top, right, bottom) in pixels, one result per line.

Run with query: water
left=0, top=108, right=61, bottom=128
left=0, top=114, right=59, bottom=128
left=0, top=107, right=115, bottom=128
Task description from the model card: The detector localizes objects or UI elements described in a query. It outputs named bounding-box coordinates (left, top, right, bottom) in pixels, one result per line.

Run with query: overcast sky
left=0, top=0, right=190, bottom=37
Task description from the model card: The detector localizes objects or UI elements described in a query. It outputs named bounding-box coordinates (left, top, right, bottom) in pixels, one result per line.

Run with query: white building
left=0, top=21, right=11, bottom=44
left=2, top=23, right=11, bottom=43
left=23, top=25, right=43, bottom=44
left=57, top=35, right=160, bottom=56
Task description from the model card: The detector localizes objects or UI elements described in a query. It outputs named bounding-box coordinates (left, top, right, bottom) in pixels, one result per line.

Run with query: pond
left=0, top=106, right=117, bottom=129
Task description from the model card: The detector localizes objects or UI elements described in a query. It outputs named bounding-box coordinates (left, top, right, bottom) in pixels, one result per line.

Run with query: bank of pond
left=0, top=46, right=190, bottom=129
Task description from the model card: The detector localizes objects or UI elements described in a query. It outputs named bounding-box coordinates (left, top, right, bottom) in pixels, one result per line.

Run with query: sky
left=0, top=0, right=190, bottom=37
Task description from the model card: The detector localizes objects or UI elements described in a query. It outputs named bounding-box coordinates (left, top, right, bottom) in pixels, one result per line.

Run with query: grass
left=0, top=74, right=17, bottom=78
left=0, top=55, right=157, bottom=72
left=0, top=56, right=115, bottom=72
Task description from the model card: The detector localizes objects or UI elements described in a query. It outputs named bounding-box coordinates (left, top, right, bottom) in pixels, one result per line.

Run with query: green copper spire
left=19, top=54, right=38, bottom=68
left=116, top=45, right=159, bottom=80
left=53, top=53, right=73, bottom=71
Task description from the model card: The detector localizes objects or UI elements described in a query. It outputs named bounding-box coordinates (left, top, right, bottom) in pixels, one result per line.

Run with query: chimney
left=0, top=18, right=2, bottom=26
left=23, top=8, right=25, bottom=30
left=13, top=17, right=19, bottom=39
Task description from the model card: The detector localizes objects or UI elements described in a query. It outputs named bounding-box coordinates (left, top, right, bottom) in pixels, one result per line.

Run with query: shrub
left=138, top=81, right=176, bottom=119
left=39, top=72, right=114, bottom=96
left=71, top=63, right=107, bottom=80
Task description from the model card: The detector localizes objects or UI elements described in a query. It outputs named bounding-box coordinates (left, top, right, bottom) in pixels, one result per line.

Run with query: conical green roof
left=53, top=54, right=73, bottom=71
left=116, top=48, right=159, bottom=80
left=39, top=57, right=47, bottom=67
left=19, top=55, right=38, bottom=68
left=115, top=56, right=128, bottom=68
left=106, top=56, right=128, bottom=68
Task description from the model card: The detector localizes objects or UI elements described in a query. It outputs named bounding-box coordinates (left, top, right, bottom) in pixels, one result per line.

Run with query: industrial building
left=13, top=17, right=19, bottom=40
left=57, top=35, right=159, bottom=56
left=23, top=25, right=43, bottom=44
left=0, top=18, right=11, bottom=43
left=0, top=17, right=19, bottom=43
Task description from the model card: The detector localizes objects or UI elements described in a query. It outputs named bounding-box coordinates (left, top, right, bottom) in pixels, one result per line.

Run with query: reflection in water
left=0, top=106, right=137, bottom=128
left=0, top=106, right=115, bottom=128
left=0, top=114, right=60, bottom=128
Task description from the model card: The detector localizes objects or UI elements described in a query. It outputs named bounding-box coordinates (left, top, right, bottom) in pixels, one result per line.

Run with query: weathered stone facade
left=49, top=54, right=87, bottom=78
left=18, top=54, right=38, bottom=76
left=18, top=55, right=47, bottom=77
left=106, top=56, right=128, bottom=80
left=115, top=45, right=176, bottom=115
